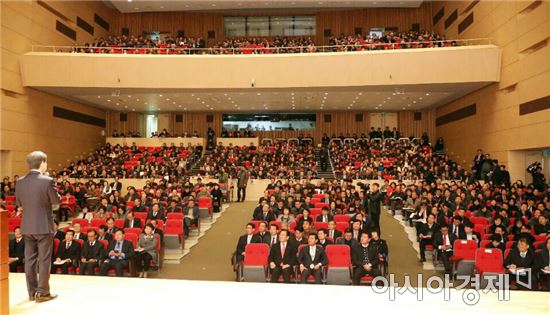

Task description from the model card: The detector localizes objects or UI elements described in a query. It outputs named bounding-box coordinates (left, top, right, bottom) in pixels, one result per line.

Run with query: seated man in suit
left=8, top=227, right=25, bottom=272
left=317, top=228, right=333, bottom=249
left=97, top=225, right=112, bottom=242
left=450, top=216, right=465, bottom=240
left=535, top=238, right=550, bottom=291
left=336, top=229, right=359, bottom=248
left=235, top=223, right=261, bottom=263
left=486, top=234, right=506, bottom=258
left=123, top=211, right=142, bottom=229
left=79, top=229, right=103, bottom=275
left=504, top=237, right=536, bottom=290
left=352, top=231, right=381, bottom=285
left=147, top=203, right=166, bottom=221
left=99, top=229, right=134, bottom=277
left=52, top=230, right=81, bottom=274
left=268, top=229, right=298, bottom=283
left=316, top=207, right=333, bottom=223
left=290, top=227, right=308, bottom=246
left=433, top=224, right=456, bottom=274
left=327, top=220, right=342, bottom=240
left=105, top=218, right=119, bottom=235
left=265, top=223, right=280, bottom=248
left=253, top=203, right=275, bottom=222
left=461, top=222, right=481, bottom=246
left=419, top=213, right=439, bottom=262
left=298, top=233, right=328, bottom=284
left=255, top=221, right=270, bottom=244
left=72, top=222, right=85, bottom=241
left=182, top=200, right=199, bottom=237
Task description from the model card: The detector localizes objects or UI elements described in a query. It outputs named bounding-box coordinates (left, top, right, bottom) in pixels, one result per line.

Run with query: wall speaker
left=207, top=31, right=215, bottom=39
left=175, top=114, right=183, bottom=123
left=323, top=29, right=332, bottom=37
left=411, top=23, right=420, bottom=32
left=206, top=114, right=214, bottom=123
left=120, top=113, right=127, bottom=122
left=355, top=113, right=363, bottom=122
left=414, top=112, right=422, bottom=121
left=177, top=30, right=185, bottom=37
left=121, top=27, right=129, bottom=36
left=354, top=27, right=362, bottom=35
left=324, top=114, right=332, bottom=123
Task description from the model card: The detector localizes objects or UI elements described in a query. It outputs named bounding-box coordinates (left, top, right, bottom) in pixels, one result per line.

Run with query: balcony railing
left=31, top=38, right=491, bottom=55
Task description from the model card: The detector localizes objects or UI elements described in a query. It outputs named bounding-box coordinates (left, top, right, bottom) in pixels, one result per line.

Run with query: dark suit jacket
left=264, top=234, right=280, bottom=247
left=268, top=242, right=298, bottom=266
left=104, top=239, right=134, bottom=261
left=535, top=249, right=550, bottom=270
left=54, top=230, right=66, bottom=241
left=97, top=233, right=112, bottom=242
left=367, top=191, right=384, bottom=216
left=419, top=223, right=439, bottom=238
left=55, top=241, right=81, bottom=262
left=450, top=224, right=466, bottom=239
left=146, top=209, right=165, bottom=221
left=336, top=238, right=359, bottom=248
left=351, top=244, right=380, bottom=269
left=327, top=229, right=342, bottom=240
left=124, top=218, right=142, bottom=229
left=236, top=234, right=261, bottom=259
left=504, top=248, right=536, bottom=269
left=315, top=214, right=334, bottom=223
left=253, top=211, right=275, bottom=222
left=110, top=182, right=122, bottom=191
left=370, top=239, right=388, bottom=257
left=16, top=170, right=61, bottom=234
left=290, top=236, right=308, bottom=246
left=81, top=241, right=104, bottom=260
left=433, top=232, right=457, bottom=251
left=298, top=244, right=328, bottom=267
left=317, top=239, right=333, bottom=249
left=255, top=232, right=270, bottom=244
left=9, top=238, right=25, bottom=261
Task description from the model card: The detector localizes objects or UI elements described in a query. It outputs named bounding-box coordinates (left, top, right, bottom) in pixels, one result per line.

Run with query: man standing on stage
left=16, top=151, right=60, bottom=303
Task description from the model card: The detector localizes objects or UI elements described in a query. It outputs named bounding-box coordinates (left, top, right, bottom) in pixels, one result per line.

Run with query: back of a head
left=26, top=151, right=47, bottom=171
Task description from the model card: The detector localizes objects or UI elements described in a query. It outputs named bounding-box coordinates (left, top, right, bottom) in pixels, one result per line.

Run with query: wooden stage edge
left=8, top=273, right=550, bottom=315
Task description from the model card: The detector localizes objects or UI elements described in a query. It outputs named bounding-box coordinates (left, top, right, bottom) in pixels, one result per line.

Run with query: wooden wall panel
left=111, top=4, right=435, bottom=46
left=398, top=109, right=436, bottom=141
left=106, top=112, right=144, bottom=136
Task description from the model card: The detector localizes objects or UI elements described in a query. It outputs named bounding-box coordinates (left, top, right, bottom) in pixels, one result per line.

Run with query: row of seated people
left=111, top=129, right=203, bottom=138
left=330, top=139, right=469, bottom=180
left=198, top=142, right=318, bottom=179
left=54, top=142, right=202, bottom=179
left=8, top=222, right=163, bottom=278
left=70, top=31, right=456, bottom=55
left=234, top=222, right=387, bottom=285
left=327, top=31, right=454, bottom=51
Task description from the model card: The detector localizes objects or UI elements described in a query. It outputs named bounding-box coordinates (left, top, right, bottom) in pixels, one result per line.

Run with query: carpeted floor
left=157, top=202, right=439, bottom=285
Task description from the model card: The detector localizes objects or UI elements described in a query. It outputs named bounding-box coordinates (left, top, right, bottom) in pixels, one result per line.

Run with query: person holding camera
left=527, top=162, right=546, bottom=191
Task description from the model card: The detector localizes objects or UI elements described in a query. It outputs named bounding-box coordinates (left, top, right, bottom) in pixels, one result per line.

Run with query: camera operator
left=527, top=162, right=546, bottom=191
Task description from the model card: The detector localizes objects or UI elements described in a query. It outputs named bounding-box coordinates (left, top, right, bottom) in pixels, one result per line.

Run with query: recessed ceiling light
left=178, top=105, right=182, bottom=108
left=107, top=99, right=111, bottom=102
left=413, top=101, right=417, bottom=103
left=127, top=95, right=131, bottom=98
left=291, top=92, right=295, bottom=96
left=132, top=109, right=135, bottom=111
left=211, top=3, right=216, bottom=6
left=201, top=101, right=205, bottom=104
left=159, top=94, right=163, bottom=97
left=166, top=98, right=170, bottom=101
left=184, top=107, right=187, bottom=110
left=419, top=97, right=423, bottom=100
left=387, top=97, right=391, bottom=100
left=116, top=103, right=119, bottom=105
left=257, top=93, right=261, bottom=96
left=402, top=107, right=406, bottom=110
left=127, top=0, right=132, bottom=2
left=324, top=92, right=328, bottom=95
left=124, top=106, right=128, bottom=108
left=426, top=93, right=430, bottom=96
left=97, top=96, right=101, bottom=99
left=173, top=102, right=176, bottom=104
left=160, top=6, right=164, bottom=9
left=136, top=99, right=139, bottom=101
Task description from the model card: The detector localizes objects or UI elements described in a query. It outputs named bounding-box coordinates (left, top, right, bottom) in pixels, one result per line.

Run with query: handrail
left=31, top=38, right=492, bottom=55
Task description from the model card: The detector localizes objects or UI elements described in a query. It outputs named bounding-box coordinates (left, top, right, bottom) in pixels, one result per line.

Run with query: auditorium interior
left=1, top=0, right=549, bottom=314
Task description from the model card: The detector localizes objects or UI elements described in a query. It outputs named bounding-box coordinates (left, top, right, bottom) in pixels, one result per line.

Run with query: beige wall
left=0, top=1, right=118, bottom=177
left=21, top=45, right=500, bottom=89
left=434, top=0, right=550, bottom=176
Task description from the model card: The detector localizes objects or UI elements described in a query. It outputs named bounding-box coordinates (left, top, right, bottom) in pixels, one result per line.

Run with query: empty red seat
left=114, top=219, right=125, bottom=229
left=334, top=215, right=350, bottom=223
left=8, top=217, right=21, bottom=232
left=309, top=208, right=322, bottom=216
left=241, top=243, right=270, bottom=282
left=134, top=212, right=147, bottom=222
left=314, top=202, right=329, bottom=209
left=313, top=222, right=328, bottom=230
left=475, top=248, right=504, bottom=275
left=124, top=228, right=143, bottom=236
left=5, top=195, right=16, bottom=205
left=325, top=245, right=351, bottom=285
left=166, top=213, right=183, bottom=220
left=90, top=218, right=106, bottom=227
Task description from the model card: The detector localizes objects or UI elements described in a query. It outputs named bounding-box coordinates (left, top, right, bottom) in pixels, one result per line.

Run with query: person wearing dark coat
left=298, top=234, right=328, bottom=284
left=268, top=229, right=298, bottom=283
left=9, top=227, right=25, bottom=272
left=367, top=183, right=384, bottom=228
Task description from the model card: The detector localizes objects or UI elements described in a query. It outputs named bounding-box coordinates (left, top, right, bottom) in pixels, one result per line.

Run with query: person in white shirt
left=75, top=206, right=93, bottom=223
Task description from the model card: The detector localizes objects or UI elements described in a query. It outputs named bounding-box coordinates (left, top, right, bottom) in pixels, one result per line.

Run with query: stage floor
left=8, top=273, right=550, bottom=315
